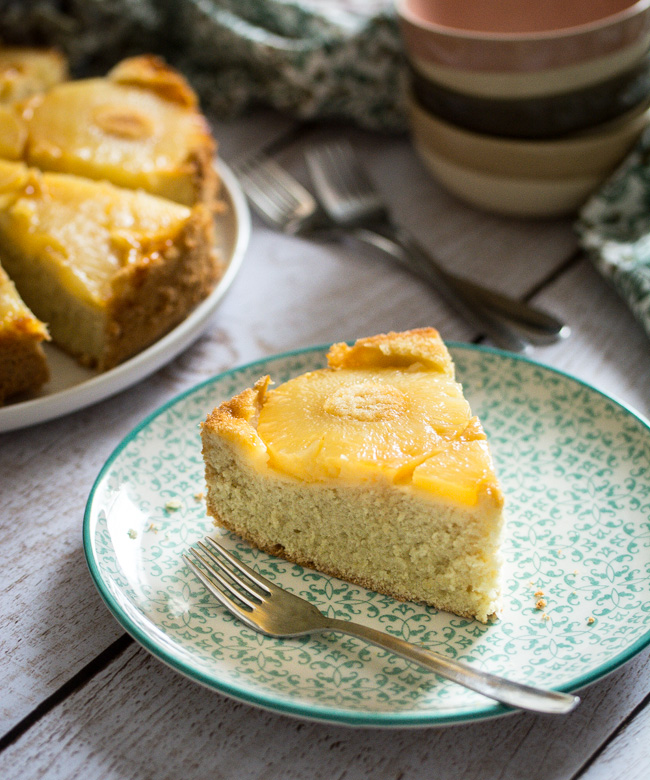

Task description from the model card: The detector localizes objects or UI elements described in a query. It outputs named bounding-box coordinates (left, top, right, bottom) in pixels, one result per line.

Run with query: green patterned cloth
left=577, top=128, right=650, bottom=342
left=0, top=0, right=406, bottom=131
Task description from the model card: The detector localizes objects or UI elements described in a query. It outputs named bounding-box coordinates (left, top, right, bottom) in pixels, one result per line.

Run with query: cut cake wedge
left=0, top=260, right=49, bottom=403
left=201, top=329, right=505, bottom=623
left=0, top=159, right=220, bottom=372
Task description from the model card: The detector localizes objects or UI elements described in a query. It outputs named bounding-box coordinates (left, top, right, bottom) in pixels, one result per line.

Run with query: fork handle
left=348, top=225, right=568, bottom=345
left=323, top=617, right=579, bottom=715
left=350, top=226, right=531, bottom=353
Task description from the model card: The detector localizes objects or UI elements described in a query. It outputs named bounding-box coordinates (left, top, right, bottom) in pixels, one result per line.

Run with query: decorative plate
left=83, top=344, right=650, bottom=727
left=0, top=160, right=250, bottom=433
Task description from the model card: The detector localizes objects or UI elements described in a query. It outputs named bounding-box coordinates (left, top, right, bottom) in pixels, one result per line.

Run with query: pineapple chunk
left=412, top=417, right=500, bottom=506
left=0, top=47, right=68, bottom=104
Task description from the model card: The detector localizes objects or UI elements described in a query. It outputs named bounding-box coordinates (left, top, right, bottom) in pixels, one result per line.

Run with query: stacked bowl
left=397, top=0, right=650, bottom=216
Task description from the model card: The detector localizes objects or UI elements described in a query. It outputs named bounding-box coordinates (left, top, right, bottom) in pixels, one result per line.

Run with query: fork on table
left=184, top=536, right=580, bottom=715
left=232, top=151, right=568, bottom=352
left=305, top=140, right=569, bottom=347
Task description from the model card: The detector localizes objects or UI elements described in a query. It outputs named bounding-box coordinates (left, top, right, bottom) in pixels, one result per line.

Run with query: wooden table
left=2, top=109, right=649, bottom=780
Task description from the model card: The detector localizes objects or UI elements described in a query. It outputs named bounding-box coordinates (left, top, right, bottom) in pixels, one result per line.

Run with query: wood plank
left=578, top=698, right=650, bottom=780
left=1, top=642, right=648, bottom=779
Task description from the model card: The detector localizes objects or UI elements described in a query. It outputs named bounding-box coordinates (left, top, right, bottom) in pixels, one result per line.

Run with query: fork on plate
left=184, top=535, right=580, bottom=715
left=232, top=151, right=568, bottom=352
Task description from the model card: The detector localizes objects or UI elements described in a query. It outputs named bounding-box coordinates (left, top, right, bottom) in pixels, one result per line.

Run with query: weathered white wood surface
left=0, top=111, right=648, bottom=777
left=1, top=643, right=648, bottom=780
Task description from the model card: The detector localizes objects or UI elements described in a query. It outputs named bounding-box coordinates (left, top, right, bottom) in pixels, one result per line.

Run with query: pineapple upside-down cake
left=201, top=329, right=505, bottom=623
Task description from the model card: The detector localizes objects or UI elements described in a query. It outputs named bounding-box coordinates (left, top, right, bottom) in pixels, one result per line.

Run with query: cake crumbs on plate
left=147, top=523, right=159, bottom=533
left=536, top=598, right=547, bottom=610
left=587, top=616, right=595, bottom=625
left=193, top=491, right=204, bottom=502
left=534, top=589, right=545, bottom=597
left=164, top=498, right=182, bottom=512
left=542, top=613, right=550, bottom=621
left=127, top=528, right=137, bottom=539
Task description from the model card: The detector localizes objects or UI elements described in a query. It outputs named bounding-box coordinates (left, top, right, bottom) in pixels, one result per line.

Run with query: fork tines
left=308, top=140, right=373, bottom=202
left=184, top=537, right=269, bottom=613
left=232, top=153, right=317, bottom=231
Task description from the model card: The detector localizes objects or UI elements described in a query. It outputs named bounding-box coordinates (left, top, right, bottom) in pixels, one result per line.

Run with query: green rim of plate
left=83, top=342, right=650, bottom=727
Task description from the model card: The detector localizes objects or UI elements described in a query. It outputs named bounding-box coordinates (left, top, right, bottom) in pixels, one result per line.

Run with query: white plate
left=84, top=345, right=650, bottom=727
left=0, top=160, right=250, bottom=433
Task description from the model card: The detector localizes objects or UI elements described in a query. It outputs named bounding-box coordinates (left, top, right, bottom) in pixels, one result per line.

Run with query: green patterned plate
left=83, top=344, right=650, bottom=727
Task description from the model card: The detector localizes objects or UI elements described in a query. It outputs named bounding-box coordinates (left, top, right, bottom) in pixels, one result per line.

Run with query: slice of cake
left=201, top=329, right=505, bottom=623
left=20, top=55, right=217, bottom=206
left=0, top=260, right=49, bottom=403
left=0, top=159, right=220, bottom=371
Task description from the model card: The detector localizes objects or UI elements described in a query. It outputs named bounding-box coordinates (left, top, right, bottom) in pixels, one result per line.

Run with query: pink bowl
left=397, top=0, right=650, bottom=72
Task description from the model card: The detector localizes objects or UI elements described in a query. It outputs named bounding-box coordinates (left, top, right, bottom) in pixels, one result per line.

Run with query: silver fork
left=305, top=141, right=570, bottom=348
left=233, top=153, right=328, bottom=235
left=184, top=536, right=580, bottom=715
left=233, top=152, right=567, bottom=350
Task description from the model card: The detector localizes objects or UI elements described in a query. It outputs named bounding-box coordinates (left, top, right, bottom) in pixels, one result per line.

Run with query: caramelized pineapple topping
left=243, top=329, right=502, bottom=506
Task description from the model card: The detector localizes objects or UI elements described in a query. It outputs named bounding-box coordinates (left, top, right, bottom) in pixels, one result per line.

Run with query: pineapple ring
left=257, top=367, right=471, bottom=483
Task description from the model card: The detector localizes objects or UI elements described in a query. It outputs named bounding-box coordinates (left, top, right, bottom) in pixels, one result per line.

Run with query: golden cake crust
left=327, top=327, right=454, bottom=374
left=102, top=201, right=221, bottom=370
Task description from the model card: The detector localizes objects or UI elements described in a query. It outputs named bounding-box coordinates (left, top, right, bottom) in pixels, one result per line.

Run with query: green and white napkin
left=0, top=0, right=406, bottom=131
left=576, top=127, right=650, bottom=342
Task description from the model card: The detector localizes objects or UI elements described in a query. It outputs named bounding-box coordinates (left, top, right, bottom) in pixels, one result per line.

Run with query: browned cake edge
left=0, top=326, right=49, bottom=403
left=101, top=203, right=223, bottom=371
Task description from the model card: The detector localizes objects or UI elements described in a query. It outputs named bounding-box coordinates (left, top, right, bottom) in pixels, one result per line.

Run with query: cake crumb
left=542, top=613, right=550, bottom=621
left=147, top=523, right=159, bottom=533
left=536, top=599, right=547, bottom=610
left=587, top=616, right=595, bottom=625
left=165, top=498, right=182, bottom=512
left=534, top=590, right=545, bottom=597
left=193, top=492, right=204, bottom=502
left=127, top=528, right=137, bottom=539
left=573, top=570, right=579, bottom=575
